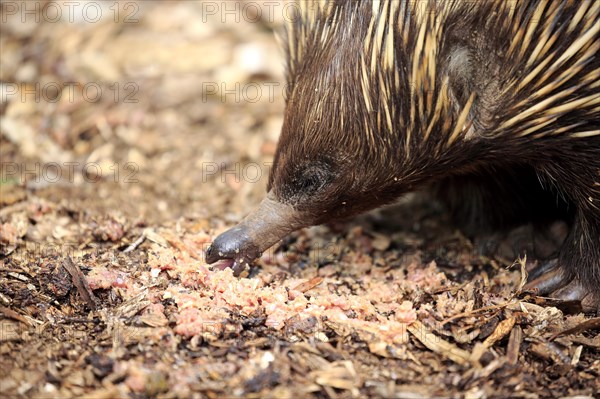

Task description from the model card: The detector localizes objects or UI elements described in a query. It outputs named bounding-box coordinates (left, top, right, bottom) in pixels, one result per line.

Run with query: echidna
left=206, top=0, right=600, bottom=311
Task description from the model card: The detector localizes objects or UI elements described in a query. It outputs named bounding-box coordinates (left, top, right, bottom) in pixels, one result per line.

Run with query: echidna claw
left=523, top=262, right=569, bottom=295
left=526, top=259, right=559, bottom=283
left=524, top=260, right=599, bottom=314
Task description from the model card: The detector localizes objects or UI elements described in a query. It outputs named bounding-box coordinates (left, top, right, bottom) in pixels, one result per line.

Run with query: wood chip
left=139, top=313, right=168, bottom=328
left=571, top=336, right=600, bottom=348
left=62, top=257, right=98, bottom=309
left=292, top=277, right=323, bottom=293
left=550, top=317, right=600, bottom=340
left=144, top=229, right=169, bottom=247
left=571, top=345, right=583, bottom=366
left=312, top=360, right=359, bottom=392
left=506, top=325, right=523, bottom=365
left=0, top=306, right=32, bottom=326
left=407, top=321, right=471, bottom=366
left=529, top=341, right=570, bottom=364
left=7, top=272, right=28, bottom=282
left=84, top=386, right=127, bottom=399
left=469, top=342, right=487, bottom=364
left=115, top=291, right=150, bottom=319
left=483, top=317, right=516, bottom=348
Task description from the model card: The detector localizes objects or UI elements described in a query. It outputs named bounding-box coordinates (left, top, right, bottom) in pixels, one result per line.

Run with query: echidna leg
left=525, top=210, right=600, bottom=312
left=556, top=213, right=600, bottom=310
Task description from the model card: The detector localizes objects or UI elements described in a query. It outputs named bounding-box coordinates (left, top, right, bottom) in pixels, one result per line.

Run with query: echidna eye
left=282, top=161, right=334, bottom=203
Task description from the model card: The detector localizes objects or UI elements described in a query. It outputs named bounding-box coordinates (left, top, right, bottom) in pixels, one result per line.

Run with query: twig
left=0, top=305, right=32, bottom=326
left=550, top=317, right=600, bottom=340
left=123, top=232, right=146, bottom=253
left=292, top=277, right=324, bottom=293
left=62, top=256, right=98, bottom=309
left=59, top=317, right=99, bottom=324
left=440, top=301, right=511, bottom=325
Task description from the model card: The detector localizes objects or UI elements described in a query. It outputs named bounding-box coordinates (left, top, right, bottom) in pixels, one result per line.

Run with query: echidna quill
left=206, top=0, right=600, bottom=311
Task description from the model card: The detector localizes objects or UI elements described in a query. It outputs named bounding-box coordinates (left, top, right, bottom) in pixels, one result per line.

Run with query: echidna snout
left=205, top=195, right=304, bottom=276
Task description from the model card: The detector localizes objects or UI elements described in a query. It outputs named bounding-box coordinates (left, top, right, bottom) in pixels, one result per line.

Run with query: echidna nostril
left=205, top=244, right=218, bottom=264
left=204, top=224, right=262, bottom=269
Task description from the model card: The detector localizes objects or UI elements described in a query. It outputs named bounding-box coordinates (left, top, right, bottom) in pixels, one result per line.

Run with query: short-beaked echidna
left=206, top=0, right=600, bottom=311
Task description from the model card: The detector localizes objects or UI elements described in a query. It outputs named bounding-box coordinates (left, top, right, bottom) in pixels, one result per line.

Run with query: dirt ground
left=1, top=1, right=599, bottom=398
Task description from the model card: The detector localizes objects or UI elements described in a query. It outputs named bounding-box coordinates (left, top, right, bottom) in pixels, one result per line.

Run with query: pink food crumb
left=86, top=267, right=130, bottom=290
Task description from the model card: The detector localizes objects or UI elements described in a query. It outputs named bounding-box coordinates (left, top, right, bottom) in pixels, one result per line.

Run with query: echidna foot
left=524, top=260, right=599, bottom=313
left=526, top=258, right=558, bottom=282
left=523, top=260, right=567, bottom=295
left=474, top=226, right=534, bottom=260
